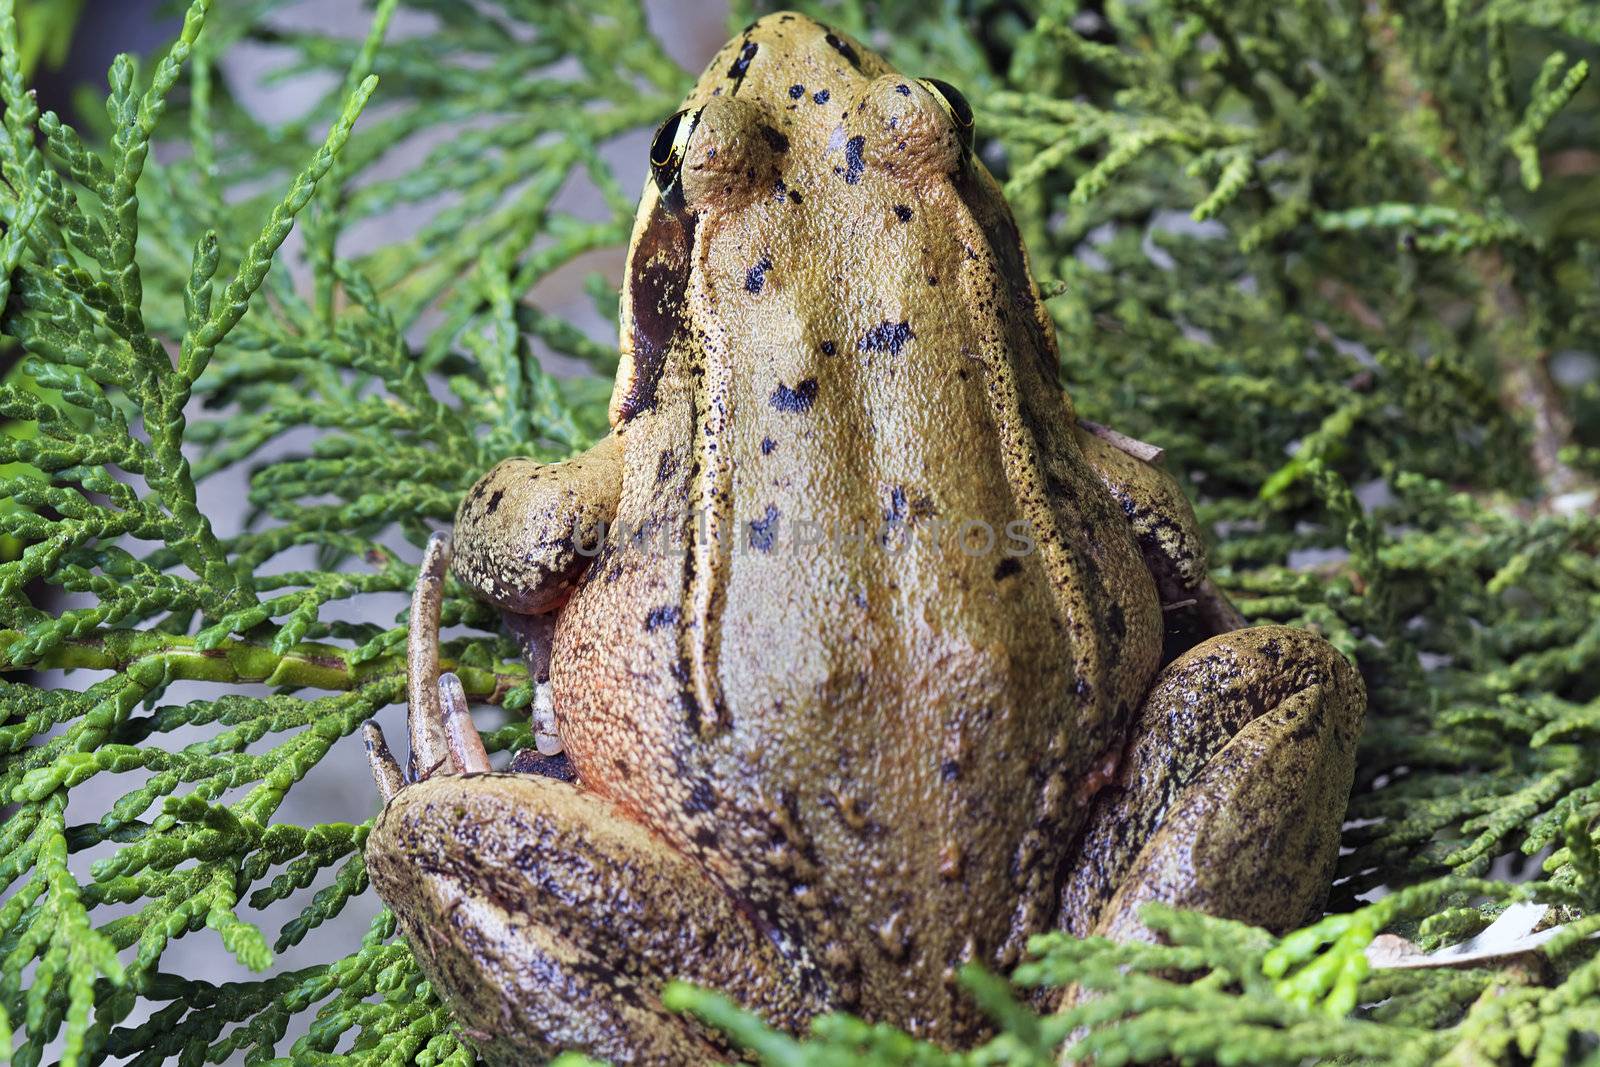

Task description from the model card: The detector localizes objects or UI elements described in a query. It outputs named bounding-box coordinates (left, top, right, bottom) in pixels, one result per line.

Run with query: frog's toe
left=405, top=531, right=456, bottom=780
left=368, top=535, right=493, bottom=803
left=439, top=671, right=491, bottom=774
left=362, top=722, right=404, bottom=802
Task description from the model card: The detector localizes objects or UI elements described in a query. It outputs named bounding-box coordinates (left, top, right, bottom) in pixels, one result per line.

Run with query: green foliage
left=11, top=0, right=85, bottom=79
left=0, top=0, right=1597, bottom=1063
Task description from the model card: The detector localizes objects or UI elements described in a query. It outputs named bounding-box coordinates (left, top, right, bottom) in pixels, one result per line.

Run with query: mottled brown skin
left=365, top=13, right=1366, bottom=1065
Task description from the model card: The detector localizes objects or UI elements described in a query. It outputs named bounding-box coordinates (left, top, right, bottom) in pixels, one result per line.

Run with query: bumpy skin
left=452, top=432, right=625, bottom=615
left=365, top=13, right=1367, bottom=1064
left=1061, top=626, right=1364, bottom=941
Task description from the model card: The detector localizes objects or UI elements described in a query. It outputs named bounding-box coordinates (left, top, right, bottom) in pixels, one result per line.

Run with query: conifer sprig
left=2, top=0, right=1599, bottom=1063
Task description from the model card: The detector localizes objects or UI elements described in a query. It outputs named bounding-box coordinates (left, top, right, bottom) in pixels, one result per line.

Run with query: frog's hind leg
left=366, top=772, right=829, bottom=1065
left=1060, top=625, right=1365, bottom=941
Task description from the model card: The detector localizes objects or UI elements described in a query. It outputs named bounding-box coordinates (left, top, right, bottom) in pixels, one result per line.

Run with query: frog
left=360, top=12, right=1366, bottom=1065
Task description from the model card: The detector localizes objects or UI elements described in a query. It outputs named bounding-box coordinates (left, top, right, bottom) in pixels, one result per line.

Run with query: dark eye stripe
left=621, top=203, right=696, bottom=420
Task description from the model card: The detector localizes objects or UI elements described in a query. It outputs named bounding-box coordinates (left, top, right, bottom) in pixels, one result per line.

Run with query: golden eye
left=649, top=107, right=701, bottom=207
left=917, top=78, right=974, bottom=154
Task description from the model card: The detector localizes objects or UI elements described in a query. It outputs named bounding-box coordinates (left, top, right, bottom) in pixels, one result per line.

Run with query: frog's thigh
left=367, top=773, right=820, bottom=1066
left=1060, top=626, right=1365, bottom=940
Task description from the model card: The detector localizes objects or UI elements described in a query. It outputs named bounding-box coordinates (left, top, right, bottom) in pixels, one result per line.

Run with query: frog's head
left=611, top=12, right=1054, bottom=425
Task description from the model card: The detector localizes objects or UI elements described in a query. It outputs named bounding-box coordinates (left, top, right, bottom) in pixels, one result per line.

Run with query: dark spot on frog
left=1044, top=467, right=1077, bottom=504
left=683, top=779, right=717, bottom=815
left=894, top=204, right=913, bottom=222
left=994, top=557, right=1022, bottom=581
left=507, top=748, right=576, bottom=782
left=757, top=124, right=789, bottom=153
left=788, top=187, right=804, bottom=204
left=769, top=377, right=818, bottom=413
left=692, top=825, right=718, bottom=848
left=677, top=676, right=703, bottom=735
left=820, top=340, right=836, bottom=356
left=727, top=39, right=758, bottom=81
left=928, top=274, right=939, bottom=286
left=813, top=88, right=830, bottom=105
left=838, top=134, right=865, bottom=184
left=895, top=82, right=912, bottom=95
left=1284, top=699, right=1329, bottom=745
left=760, top=437, right=777, bottom=455
left=748, top=504, right=781, bottom=552
left=745, top=255, right=772, bottom=294
left=789, top=83, right=805, bottom=99
left=825, top=31, right=859, bottom=67
left=644, top=605, right=680, bottom=631
left=655, top=448, right=677, bottom=484
left=859, top=319, right=914, bottom=354
left=485, top=489, right=504, bottom=514
left=1105, top=602, right=1126, bottom=643
left=884, top=485, right=908, bottom=525
left=940, top=759, right=961, bottom=782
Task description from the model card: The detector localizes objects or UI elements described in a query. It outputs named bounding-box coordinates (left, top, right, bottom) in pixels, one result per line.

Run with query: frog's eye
left=917, top=78, right=974, bottom=154
left=650, top=107, right=701, bottom=208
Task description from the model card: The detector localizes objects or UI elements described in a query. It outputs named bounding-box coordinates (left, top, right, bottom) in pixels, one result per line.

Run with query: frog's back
left=551, top=13, right=1160, bottom=1041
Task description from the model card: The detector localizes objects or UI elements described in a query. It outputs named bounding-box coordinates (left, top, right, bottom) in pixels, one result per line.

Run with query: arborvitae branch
left=1, top=1, right=1598, bottom=1064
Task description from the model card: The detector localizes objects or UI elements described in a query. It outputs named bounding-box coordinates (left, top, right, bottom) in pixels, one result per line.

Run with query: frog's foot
left=364, top=533, right=491, bottom=802
left=365, top=772, right=828, bottom=1065
left=1060, top=625, right=1366, bottom=941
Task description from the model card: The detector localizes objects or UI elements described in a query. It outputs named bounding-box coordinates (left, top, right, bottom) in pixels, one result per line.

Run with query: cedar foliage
left=1, top=0, right=1598, bottom=1063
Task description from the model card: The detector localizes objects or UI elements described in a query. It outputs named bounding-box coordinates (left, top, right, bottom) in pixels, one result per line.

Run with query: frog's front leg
left=364, top=530, right=827, bottom=1065
left=453, top=431, right=626, bottom=758
left=1076, top=423, right=1246, bottom=638
left=1060, top=626, right=1365, bottom=941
